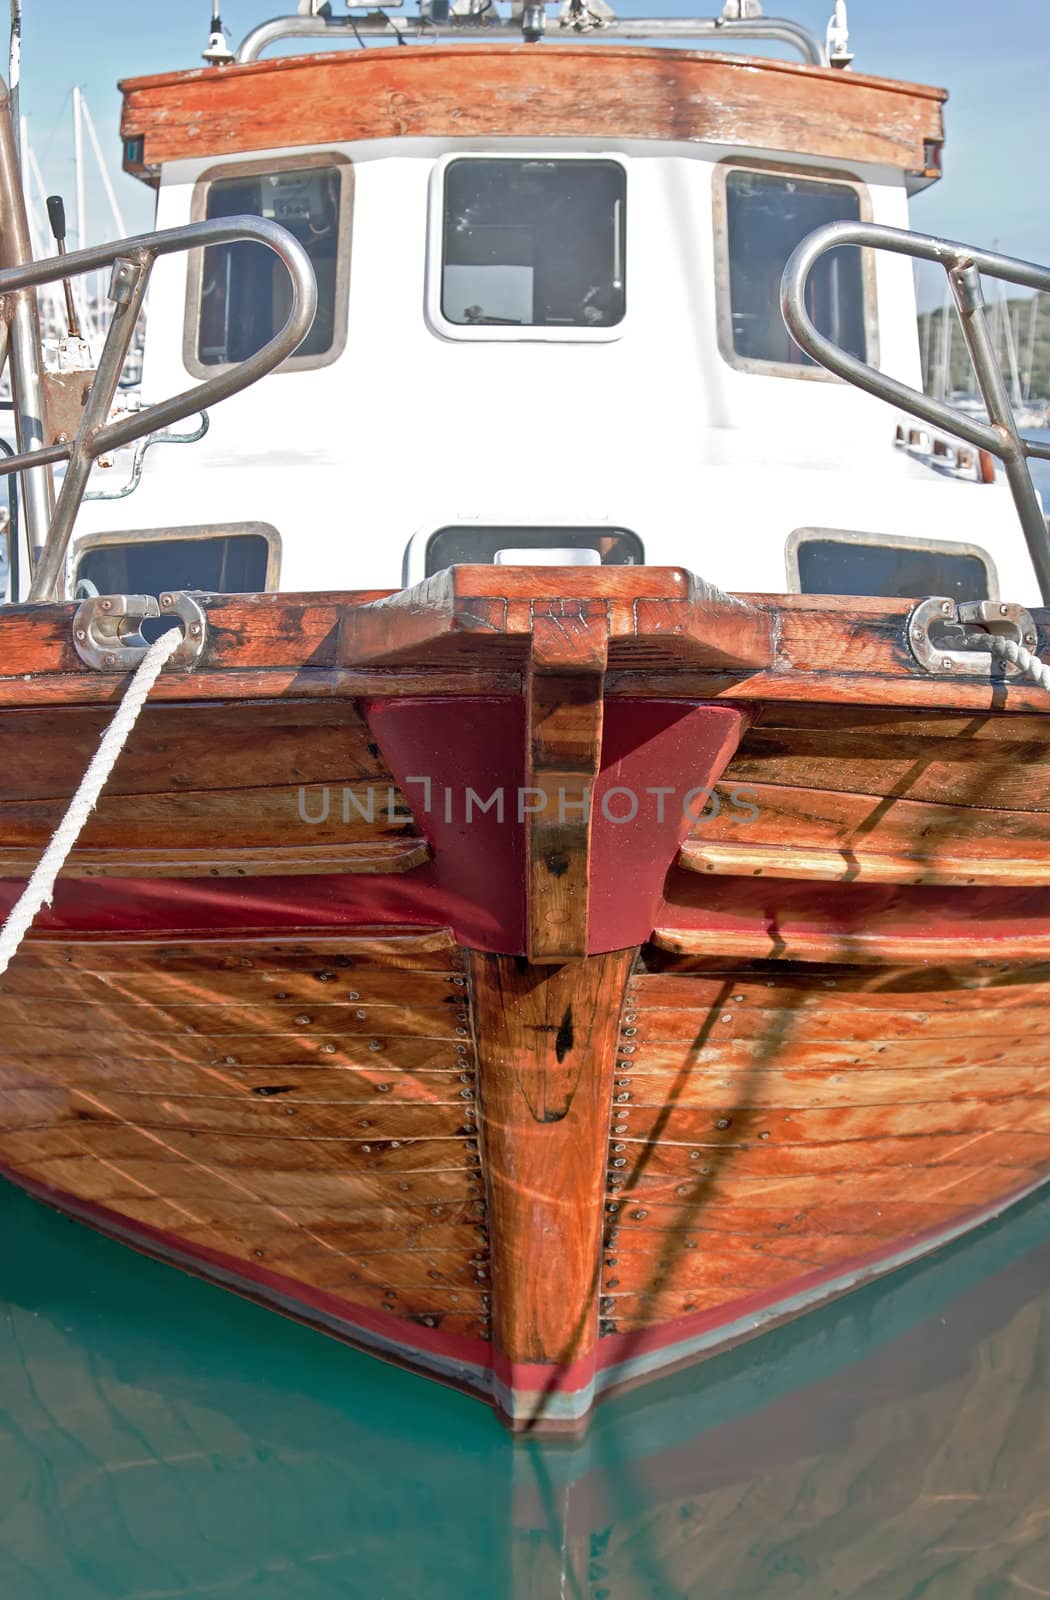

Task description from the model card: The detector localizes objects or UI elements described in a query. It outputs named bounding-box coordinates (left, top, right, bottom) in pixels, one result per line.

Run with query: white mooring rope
left=0, top=627, right=182, bottom=979
left=978, top=633, right=1050, bottom=693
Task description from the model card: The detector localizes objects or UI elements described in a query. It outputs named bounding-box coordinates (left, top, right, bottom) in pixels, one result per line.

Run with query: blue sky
left=14, top=0, right=1050, bottom=286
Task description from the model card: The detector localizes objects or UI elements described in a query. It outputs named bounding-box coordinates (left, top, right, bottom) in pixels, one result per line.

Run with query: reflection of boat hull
left=2, top=567, right=1050, bottom=1430
left=4, top=1170, right=1050, bottom=1593
left=517, top=1181, right=1050, bottom=1488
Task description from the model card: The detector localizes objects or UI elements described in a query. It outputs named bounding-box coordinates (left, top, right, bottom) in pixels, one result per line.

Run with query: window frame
left=401, top=518, right=642, bottom=586
left=785, top=526, right=998, bottom=599
left=712, top=157, right=880, bottom=381
left=425, top=152, right=628, bottom=344
left=72, top=521, right=282, bottom=601
left=183, top=153, right=353, bottom=379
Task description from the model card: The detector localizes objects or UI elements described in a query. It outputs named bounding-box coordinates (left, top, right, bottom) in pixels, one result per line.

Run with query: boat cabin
left=60, top=5, right=1030, bottom=602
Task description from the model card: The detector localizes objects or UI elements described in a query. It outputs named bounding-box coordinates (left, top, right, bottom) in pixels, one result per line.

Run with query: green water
left=1, top=1177, right=1048, bottom=1599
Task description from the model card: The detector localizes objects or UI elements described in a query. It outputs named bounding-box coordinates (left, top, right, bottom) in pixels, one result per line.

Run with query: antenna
left=825, top=0, right=853, bottom=68
left=203, top=1, right=235, bottom=65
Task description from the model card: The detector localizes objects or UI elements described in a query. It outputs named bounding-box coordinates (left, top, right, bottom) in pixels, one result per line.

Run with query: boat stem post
left=470, top=948, right=634, bottom=1431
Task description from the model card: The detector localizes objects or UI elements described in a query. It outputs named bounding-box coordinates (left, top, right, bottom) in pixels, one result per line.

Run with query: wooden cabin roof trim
left=117, top=44, right=948, bottom=104
left=118, top=44, right=947, bottom=186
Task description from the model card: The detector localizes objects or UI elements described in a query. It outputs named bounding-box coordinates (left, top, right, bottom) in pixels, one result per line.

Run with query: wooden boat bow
left=1, top=569, right=1050, bottom=1429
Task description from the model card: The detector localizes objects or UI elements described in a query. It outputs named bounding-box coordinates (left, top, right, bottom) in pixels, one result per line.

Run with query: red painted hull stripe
left=0, top=1159, right=489, bottom=1369
left=2, top=1160, right=1043, bottom=1400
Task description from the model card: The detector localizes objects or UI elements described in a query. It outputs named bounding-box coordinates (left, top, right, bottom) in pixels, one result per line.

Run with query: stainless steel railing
left=0, top=216, right=317, bottom=602
left=781, top=221, right=1050, bottom=604
left=235, top=7, right=826, bottom=63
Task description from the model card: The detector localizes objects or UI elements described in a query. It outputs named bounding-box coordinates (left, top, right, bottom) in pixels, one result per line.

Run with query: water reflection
left=1, top=1176, right=1048, bottom=1598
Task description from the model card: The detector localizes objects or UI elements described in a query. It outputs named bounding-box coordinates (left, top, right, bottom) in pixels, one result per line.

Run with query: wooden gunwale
left=118, top=44, right=947, bottom=104
left=3, top=583, right=1049, bottom=712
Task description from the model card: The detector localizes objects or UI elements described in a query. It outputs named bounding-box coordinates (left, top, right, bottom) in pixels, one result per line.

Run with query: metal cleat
left=72, top=591, right=208, bottom=671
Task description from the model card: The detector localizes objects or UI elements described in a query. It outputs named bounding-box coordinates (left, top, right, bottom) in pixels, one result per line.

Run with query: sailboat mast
left=1023, top=294, right=1039, bottom=402
left=72, top=84, right=84, bottom=246
left=936, top=288, right=952, bottom=399
left=7, top=0, right=20, bottom=152
left=2, top=0, right=54, bottom=560
left=80, top=94, right=127, bottom=236
left=71, top=83, right=102, bottom=337
left=921, top=271, right=935, bottom=389
left=1001, top=294, right=1024, bottom=407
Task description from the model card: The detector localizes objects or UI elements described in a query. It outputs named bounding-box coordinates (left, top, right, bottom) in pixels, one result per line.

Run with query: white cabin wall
left=867, top=182, right=923, bottom=388
left=70, top=137, right=1036, bottom=604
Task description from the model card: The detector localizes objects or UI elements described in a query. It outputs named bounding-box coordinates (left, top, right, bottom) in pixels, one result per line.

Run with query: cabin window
left=74, top=525, right=279, bottom=597
left=435, top=158, right=626, bottom=336
left=423, top=526, right=642, bottom=577
left=187, top=158, right=351, bottom=373
left=717, top=165, right=872, bottom=374
left=787, top=529, right=994, bottom=601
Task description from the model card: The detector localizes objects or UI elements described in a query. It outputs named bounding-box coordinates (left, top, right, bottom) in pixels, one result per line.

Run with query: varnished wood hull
left=2, top=568, right=1049, bottom=1430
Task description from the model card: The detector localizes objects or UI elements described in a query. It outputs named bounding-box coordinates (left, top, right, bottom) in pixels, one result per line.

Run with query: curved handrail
left=0, top=215, right=317, bottom=601
left=0, top=216, right=317, bottom=468
left=781, top=220, right=1050, bottom=603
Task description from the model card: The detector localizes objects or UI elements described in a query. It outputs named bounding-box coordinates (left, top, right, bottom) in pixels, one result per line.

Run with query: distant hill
left=917, top=294, right=1050, bottom=401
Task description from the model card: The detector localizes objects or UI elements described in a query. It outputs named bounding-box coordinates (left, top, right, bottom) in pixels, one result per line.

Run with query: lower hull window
left=424, top=525, right=642, bottom=577
left=75, top=526, right=276, bottom=596
left=790, top=531, right=992, bottom=600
